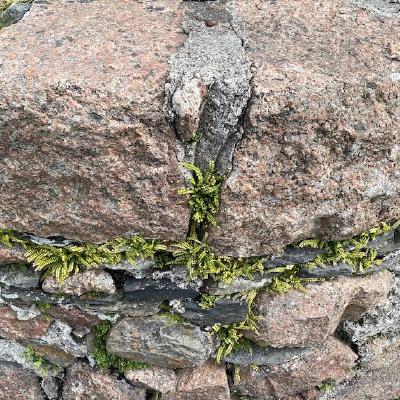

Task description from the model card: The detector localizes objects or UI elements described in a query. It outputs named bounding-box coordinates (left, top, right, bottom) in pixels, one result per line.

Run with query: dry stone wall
left=0, top=0, right=400, bottom=399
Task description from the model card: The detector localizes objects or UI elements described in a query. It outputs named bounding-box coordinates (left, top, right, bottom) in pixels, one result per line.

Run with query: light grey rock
left=42, top=270, right=116, bottom=296
left=0, top=264, right=41, bottom=289
left=298, top=262, right=353, bottom=279
left=165, top=0, right=252, bottom=174
left=107, top=316, right=213, bottom=368
left=0, top=2, right=31, bottom=28
left=125, top=367, right=177, bottom=394
left=41, top=376, right=61, bottom=400
left=102, top=259, right=154, bottom=279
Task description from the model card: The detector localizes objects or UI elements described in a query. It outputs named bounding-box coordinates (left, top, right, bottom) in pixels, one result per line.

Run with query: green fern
left=178, top=162, right=222, bottom=228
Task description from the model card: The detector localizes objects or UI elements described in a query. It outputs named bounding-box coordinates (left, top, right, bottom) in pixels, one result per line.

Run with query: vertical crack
left=165, top=0, right=252, bottom=177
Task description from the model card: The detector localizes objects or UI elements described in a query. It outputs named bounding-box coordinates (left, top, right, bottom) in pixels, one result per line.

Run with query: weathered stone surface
left=42, top=270, right=116, bottom=296
left=298, top=262, right=353, bottom=279
left=365, top=230, right=400, bottom=255
left=209, top=0, right=400, bottom=257
left=163, top=361, right=230, bottom=400
left=107, top=316, right=213, bottom=368
left=265, top=247, right=326, bottom=268
left=125, top=367, right=176, bottom=394
left=233, top=337, right=357, bottom=399
left=41, top=376, right=61, bottom=400
left=174, top=298, right=248, bottom=327
left=0, top=0, right=190, bottom=243
left=0, top=362, right=44, bottom=400
left=0, top=263, right=40, bottom=288
left=0, top=305, right=52, bottom=340
left=0, top=2, right=31, bottom=28
left=0, top=245, right=27, bottom=266
left=26, top=343, right=75, bottom=368
left=102, top=259, right=154, bottom=279
left=246, top=272, right=393, bottom=348
left=62, top=362, right=146, bottom=400
left=319, top=336, right=400, bottom=400
left=224, top=344, right=311, bottom=367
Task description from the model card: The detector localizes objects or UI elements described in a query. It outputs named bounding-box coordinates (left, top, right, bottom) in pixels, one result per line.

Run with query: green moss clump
left=23, top=345, right=55, bottom=374
left=91, top=321, right=149, bottom=372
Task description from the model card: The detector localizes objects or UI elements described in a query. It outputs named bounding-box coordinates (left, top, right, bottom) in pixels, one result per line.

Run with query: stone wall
left=0, top=0, right=399, bottom=399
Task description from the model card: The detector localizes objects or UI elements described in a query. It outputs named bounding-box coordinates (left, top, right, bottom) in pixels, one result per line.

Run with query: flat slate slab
left=209, top=0, right=400, bottom=256
left=0, top=0, right=190, bottom=243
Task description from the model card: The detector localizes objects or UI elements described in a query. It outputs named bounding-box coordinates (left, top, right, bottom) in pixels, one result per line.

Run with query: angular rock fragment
left=62, top=362, right=146, bottom=400
left=246, top=272, right=393, bottom=347
left=42, top=270, right=116, bottom=296
left=0, top=1, right=31, bottom=28
left=163, top=361, right=230, bottom=400
left=0, top=263, right=40, bottom=289
left=0, top=0, right=190, bottom=243
left=298, top=262, right=353, bottom=279
left=0, top=362, right=44, bottom=400
left=41, top=376, right=60, bottom=400
left=174, top=298, right=248, bottom=327
left=125, top=367, right=177, bottom=394
left=209, top=0, right=400, bottom=257
left=101, top=259, right=154, bottom=279
left=0, top=245, right=27, bottom=266
left=0, top=305, right=52, bottom=340
left=107, top=316, right=213, bottom=368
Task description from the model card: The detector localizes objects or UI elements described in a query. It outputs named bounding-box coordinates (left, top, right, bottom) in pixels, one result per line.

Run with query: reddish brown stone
left=125, top=367, right=176, bottom=394
left=163, top=361, right=230, bottom=400
left=0, top=363, right=44, bottom=400
left=209, top=0, right=400, bottom=256
left=0, top=0, right=190, bottom=243
left=0, top=245, right=27, bottom=265
left=0, top=305, right=52, bottom=341
left=233, top=337, right=357, bottom=399
left=47, top=305, right=100, bottom=331
left=62, top=362, right=146, bottom=400
left=246, top=272, right=392, bottom=348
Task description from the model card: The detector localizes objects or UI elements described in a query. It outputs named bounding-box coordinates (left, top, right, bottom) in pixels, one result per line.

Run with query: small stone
left=175, top=298, right=248, bottom=327
left=0, top=245, right=27, bottom=265
left=124, top=277, right=199, bottom=301
left=264, top=247, right=326, bottom=268
left=0, top=264, right=41, bottom=289
left=106, top=316, right=213, bottom=368
left=42, top=270, right=116, bottom=296
left=101, top=259, right=154, bottom=279
left=62, top=362, right=146, bottom=400
left=233, top=337, right=357, bottom=399
left=245, top=272, right=393, bottom=348
left=0, top=2, right=31, bottom=28
left=388, top=41, right=400, bottom=61
left=163, top=361, right=230, bottom=400
left=365, top=230, right=400, bottom=255
left=41, top=376, right=60, bottom=400
left=26, top=343, right=75, bottom=368
left=125, top=367, right=177, bottom=394
left=0, top=363, right=44, bottom=400
left=223, top=344, right=311, bottom=366
left=46, top=305, right=100, bottom=331
left=298, top=262, right=353, bottom=279
left=0, top=305, right=52, bottom=341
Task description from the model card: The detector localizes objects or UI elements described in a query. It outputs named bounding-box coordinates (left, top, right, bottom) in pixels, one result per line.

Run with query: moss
left=317, top=379, right=335, bottom=393
left=91, top=321, right=149, bottom=372
left=23, top=345, right=56, bottom=374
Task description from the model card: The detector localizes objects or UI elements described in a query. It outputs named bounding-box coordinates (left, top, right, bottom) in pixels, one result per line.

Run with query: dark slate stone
left=124, top=277, right=199, bottom=301
left=175, top=298, right=248, bottom=327
left=365, top=230, right=400, bottom=256
left=223, top=343, right=311, bottom=366
left=0, top=2, right=31, bottom=28
left=298, top=262, right=353, bottom=278
left=263, top=247, right=326, bottom=269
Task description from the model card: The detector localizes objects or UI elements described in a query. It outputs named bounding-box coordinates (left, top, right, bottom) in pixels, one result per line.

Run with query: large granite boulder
left=0, top=0, right=190, bottom=243
left=209, top=0, right=400, bottom=256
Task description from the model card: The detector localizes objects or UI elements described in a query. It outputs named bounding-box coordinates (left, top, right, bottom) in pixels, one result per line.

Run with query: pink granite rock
left=0, top=0, right=190, bottom=243
left=209, top=0, right=400, bottom=256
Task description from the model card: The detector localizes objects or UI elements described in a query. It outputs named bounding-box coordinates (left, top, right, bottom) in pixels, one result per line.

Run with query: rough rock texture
left=106, top=316, right=213, bottom=368
left=233, top=337, right=357, bottom=399
left=0, top=245, right=27, bottom=265
left=163, top=361, right=230, bottom=400
left=0, top=363, right=44, bottom=400
left=209, top=0, right=400, bottom=256
left=0, top=264, right=40, bottom=288
left=0, top=305, right=52, bottom=340
left=0, top=0, right=190, bottom=243
left=62, top=362, right=146, bottom=400
left=0, top=2, right=31, bottom=28
left=125, top=367, right=177, bottom=394
left=42, top=270, right=116, bottom=296
left=246, top=272, right=393, bottom=347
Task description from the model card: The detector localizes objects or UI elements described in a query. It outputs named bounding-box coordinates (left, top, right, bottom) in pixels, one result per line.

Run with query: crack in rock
left=165, top=0, right=252, bottom=176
